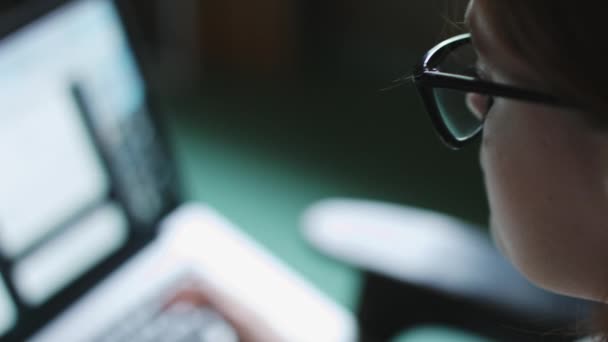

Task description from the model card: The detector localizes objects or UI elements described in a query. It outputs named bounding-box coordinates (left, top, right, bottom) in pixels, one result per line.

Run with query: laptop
left=0, top=0, right=356, bottom=340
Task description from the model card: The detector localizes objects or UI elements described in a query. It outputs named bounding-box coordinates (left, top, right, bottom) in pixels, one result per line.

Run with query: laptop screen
left=0, top=0, right=177, bottom=339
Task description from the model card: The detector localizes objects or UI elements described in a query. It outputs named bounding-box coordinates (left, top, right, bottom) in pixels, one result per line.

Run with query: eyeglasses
left=413, top=33, right=570, bottom=150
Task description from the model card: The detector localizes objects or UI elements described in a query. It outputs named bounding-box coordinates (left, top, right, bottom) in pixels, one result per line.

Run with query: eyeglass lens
left=432, top=41, right=488, bottom=141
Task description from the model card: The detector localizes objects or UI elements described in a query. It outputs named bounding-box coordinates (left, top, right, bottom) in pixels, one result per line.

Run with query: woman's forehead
left=464, top=0, right=492, bottom=60
left=464, top=2, right=556, bottom=107
left=463, top=1, right=530, bottom=81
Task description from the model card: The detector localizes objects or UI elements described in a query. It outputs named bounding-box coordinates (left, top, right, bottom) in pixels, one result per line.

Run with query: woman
left=416, top=0, right=608, bottom=301
left=463, top=0, right=608, bottom=302
left=176, top=0, right=608, bottom=340
left=415, top=1, right=608, bottom=339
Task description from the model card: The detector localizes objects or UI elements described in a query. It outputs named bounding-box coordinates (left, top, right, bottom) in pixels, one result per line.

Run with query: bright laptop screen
left=0, top=0, right=157, bottom=336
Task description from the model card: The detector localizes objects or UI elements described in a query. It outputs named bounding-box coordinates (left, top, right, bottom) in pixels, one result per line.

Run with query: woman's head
left=465, top=0, right=608, bottom=301
left=467, top=1, right=608, bottom=113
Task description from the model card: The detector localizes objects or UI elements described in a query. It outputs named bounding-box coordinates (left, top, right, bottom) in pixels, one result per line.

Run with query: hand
left=166, top=282, right=286, bottom=342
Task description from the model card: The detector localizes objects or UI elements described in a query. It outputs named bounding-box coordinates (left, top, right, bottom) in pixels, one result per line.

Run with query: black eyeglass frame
left=413, top=33, right=572, bottom=149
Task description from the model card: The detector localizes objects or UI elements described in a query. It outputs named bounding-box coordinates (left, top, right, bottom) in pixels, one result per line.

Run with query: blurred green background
left=129, top=0, right=488, bottom=340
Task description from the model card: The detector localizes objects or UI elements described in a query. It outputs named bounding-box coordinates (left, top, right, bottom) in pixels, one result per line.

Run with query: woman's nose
left=466, top=92, right=490, bottom=121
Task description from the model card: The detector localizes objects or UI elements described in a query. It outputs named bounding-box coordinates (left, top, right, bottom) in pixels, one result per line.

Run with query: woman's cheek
left=478, top=101, right=608, bottom=298
left=478, top=101, right=542, bottom=272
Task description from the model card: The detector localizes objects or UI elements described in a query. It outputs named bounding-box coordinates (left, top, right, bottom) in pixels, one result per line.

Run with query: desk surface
left=159, top=83, right=489, bottom=312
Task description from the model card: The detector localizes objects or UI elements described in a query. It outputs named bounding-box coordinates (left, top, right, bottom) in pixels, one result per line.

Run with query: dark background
left=123, top=0, right=488, bottom=314
left=127, top=0, right=485, bottom=223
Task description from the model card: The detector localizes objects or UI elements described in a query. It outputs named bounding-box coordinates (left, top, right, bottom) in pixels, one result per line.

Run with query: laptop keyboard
left=94, top=281, right=238, bottom=342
